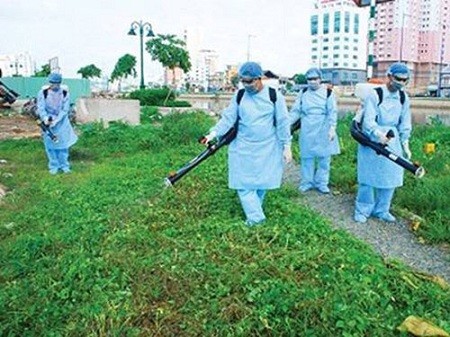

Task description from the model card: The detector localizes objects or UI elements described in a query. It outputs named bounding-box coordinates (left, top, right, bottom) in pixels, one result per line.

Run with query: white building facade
left=0, top=52, right=35, bottom=77
left=310, top=0, right=369, bottom=85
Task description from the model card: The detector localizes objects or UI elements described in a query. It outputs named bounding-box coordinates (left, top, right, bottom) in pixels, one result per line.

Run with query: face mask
left=307, top=80, right=320, bottom=91
left=51, top=84, right=60, bottom=92
left=391, top=79, right=405, bottom=91
left=243, top=83, right=259, bottom=95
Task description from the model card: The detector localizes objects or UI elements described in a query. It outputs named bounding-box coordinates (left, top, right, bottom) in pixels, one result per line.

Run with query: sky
left=1, top=0, right=316, bottom=82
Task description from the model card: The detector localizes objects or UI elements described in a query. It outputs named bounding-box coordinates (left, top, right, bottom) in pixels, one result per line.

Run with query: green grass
left=0, top=111, right=449, bottom=336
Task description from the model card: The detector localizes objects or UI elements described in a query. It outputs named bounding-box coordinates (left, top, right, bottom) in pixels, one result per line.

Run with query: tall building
left=373, top=0, right=450, bottom=90
left=186, top=48, right=219, bottom=92
left=310, top=0, right=369, bottom=85
left=0, top=52, right=35, bottom=77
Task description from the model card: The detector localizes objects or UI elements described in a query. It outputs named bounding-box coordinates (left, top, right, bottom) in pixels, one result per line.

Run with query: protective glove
left=42, top=116, right=51, bottom=126
left=374, top=129, right=390, bottom=145
left=283, top=144, right=292, bottom=164
left=402, top=140, right=412, bottom=160
left=200, top=130, right=217, bottom=145
left=328, top=126, right=336, bottom=141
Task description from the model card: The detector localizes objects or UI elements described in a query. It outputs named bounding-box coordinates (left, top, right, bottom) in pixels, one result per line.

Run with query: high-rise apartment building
left=373, top=0, right=450, bottom=90
left=310, top=0, right=369, bottom=85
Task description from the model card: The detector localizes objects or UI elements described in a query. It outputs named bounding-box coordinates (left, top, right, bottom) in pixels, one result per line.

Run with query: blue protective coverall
left=37, top=87, right=78, bottom=173
left=289, top=86, right=340, bottom=192
left=210, top=85, right=291, bottom=224
left=355, top=86, right=412, bottom=220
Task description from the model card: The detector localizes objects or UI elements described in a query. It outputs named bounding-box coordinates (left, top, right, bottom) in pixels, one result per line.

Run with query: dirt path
left=0, top=114, right=41, bottom=141
left=283, top=162, right=450, bottom=284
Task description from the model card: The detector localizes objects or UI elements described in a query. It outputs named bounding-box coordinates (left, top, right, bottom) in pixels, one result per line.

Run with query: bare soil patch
left=0, top=113, right=41, bottom=141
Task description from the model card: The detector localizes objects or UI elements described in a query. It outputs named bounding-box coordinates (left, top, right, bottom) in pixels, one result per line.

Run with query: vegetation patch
left=0, top=111, right=449, bottom=336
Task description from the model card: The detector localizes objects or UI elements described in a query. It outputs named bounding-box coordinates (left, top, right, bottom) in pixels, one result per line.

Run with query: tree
left=34, top=64, right=51, bottom=77
left=77, top=64, right=102, bottom=79
left=231, top=75, right=239, bottom=89
left=145, top=34, right=191, bottom=88
left=292, top=73, right=307, bottom=85
left=110, top=54, right=137, bottom=92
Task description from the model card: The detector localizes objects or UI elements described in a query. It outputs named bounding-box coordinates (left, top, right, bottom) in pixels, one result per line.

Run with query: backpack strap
left=269, top=87, right=277, bottom=104
left=236, top=88, right=245, bottom=105
left=236, top=87, right=277, bottom=105
left=374, top=86, right=405, bottom=106
left=43, top=88, right=68, bottom=99
left=302, top=87, right=332, bottom=97
left=374, top=87, right=383, bottom=106
left=399, top=90, right=405, bottom=105
left=235, top=87, right=278, bottom=127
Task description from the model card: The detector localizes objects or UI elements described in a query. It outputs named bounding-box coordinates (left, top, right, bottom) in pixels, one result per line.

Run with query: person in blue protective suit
left=289, top=67, right=340, bottom=194
left=354, top=62, right=412, bottom=223
left=37, top=73, right=78, bottom=174
left=202, top=61, right=292, bottom=226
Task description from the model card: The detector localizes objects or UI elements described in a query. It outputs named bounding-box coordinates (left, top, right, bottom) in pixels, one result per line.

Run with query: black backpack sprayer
left=350, top=120, right=425, bottom=178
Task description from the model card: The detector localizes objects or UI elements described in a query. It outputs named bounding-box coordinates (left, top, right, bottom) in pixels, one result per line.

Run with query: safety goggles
left=240, top=78, right=257, bottom=84
left=393, top=75, right=409, bottom=82
left=307, top=77, right=320, bottom=81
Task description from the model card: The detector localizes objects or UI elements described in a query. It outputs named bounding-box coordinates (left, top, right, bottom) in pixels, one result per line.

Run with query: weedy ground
left=0, top=110, right=449, bottom=336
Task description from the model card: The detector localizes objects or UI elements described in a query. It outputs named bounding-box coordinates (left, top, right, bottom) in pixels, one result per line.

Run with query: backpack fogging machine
left=350, top=119, right=425, bottom=178
left=0, top=81, right=19, bottom=105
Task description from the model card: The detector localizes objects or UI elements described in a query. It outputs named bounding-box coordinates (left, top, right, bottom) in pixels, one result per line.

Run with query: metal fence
left=0, top=77, right=91, bottom=103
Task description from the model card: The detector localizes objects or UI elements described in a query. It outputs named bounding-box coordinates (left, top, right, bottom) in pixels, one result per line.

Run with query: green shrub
left=163, top=100, right=191, bottom=107
left=128, top=88, right=175, bottom=106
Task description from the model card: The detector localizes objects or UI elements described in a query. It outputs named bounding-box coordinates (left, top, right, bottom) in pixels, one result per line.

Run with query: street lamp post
left=246, top=34, right=255, bottom=61
left=437, top=24, right=446, bottom=97
left=128, top=20, right=155, bottom=89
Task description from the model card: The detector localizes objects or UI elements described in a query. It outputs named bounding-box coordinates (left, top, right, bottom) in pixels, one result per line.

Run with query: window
left=323, top=13, right=330, bottom=34
left=311, top=15, right=318, bottom=35
left=354, top=13, right=359, bottom=34
left=345, top=12, right=350, bottom=33
left=334, top=12, right=341, bottom=33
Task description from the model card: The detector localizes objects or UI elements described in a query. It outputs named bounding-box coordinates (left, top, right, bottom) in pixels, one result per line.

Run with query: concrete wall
left=76, top=98, right=140, bottom=127
left=179, top=93, right=450, bottom=125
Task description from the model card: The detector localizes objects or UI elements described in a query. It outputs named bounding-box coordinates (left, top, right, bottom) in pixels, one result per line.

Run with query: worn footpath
left=283, top=162, right=450, bottom=284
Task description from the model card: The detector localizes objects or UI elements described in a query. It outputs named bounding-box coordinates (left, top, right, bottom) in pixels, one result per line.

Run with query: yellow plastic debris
left=398, top=315, right=449, bottom=337
left=423, top=143, right=436, bottom=154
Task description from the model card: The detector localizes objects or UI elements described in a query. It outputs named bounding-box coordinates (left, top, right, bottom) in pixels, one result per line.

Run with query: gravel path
left=283, top=162, right=450, bottom=284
